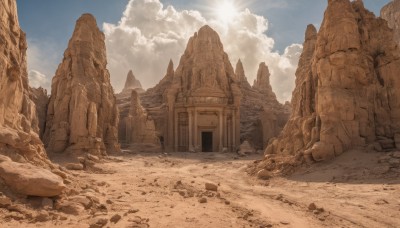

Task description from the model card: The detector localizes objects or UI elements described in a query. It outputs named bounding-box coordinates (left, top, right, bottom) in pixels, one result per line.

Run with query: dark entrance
left=202, top=132, right=213, bottom=152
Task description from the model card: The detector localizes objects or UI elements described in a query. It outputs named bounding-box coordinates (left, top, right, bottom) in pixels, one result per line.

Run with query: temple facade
left=163, top=25, right=242, bottom=152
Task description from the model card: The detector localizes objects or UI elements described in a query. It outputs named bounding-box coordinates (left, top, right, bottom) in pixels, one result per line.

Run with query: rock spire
left=43, top=14, right=120, bottom=156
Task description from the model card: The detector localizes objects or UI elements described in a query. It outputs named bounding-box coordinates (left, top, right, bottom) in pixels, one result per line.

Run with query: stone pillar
left=194, top=108, right=198, bottom=150
left=174, top=110, right=179, bottom=151
left=235, top=108, right=241, bottom=150
left=219, top=109, right=223, bottom=152
left=232, top=110, right=236, bottom=151
left=167, top=104, right=174, bottom=152
left=223, top=110, right=227, bottom=149
left=188, top=110, right=193, bottom=149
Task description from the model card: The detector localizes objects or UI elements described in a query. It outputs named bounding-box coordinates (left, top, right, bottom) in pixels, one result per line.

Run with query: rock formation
left=261, top=0, right=400, bottom=172
left=238, top=60, right=290, bottom=150
left=253, top=62, right=276, bottom=99
left=162, top=25, right=242, bottom=152
left=137, top=60, right=175, bottom=145
left=121, top=70, right=144, bottom=94
left=30, top=87, right=48, bottom=139
left=0, top=0, right=49, bottom=166
left=43, top=14, right=120, bottom=156
left=381, top=0, right=400, bottom=46
left=124, top=91, right=159, bottom=144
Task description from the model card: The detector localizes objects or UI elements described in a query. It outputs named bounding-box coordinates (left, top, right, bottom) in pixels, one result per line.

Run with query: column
left=232, top=110, right=236, bottom=151
left=174, top=110, right=179, bottom=151
left=188, top=110, right=193, bottom=149
left=194, top=108, right=198, bottom=150
left=219, top=109, right=223, bottom=152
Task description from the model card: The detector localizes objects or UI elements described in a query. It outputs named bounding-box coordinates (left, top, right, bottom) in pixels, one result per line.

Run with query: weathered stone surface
left=138, top=60, right=175, bottom=147
left=0, top=158, right=65, bottom=196
left=381, top=0, right=400, bottom=47
left=43, top=14, right=120, bottom=156
left=123, top=90, right=159, bottom=144
left=29, top=87, right=48, bottom=139
left=238, top=60, right=290, bottom=150
left=263, top=0, right=400, bottom=167
left=0, top=0, right=49, bottom=166
left=116, top=71, right=159, bottom=146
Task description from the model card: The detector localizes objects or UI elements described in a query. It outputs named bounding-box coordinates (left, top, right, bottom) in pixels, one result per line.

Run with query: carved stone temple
left=119, top=25, right=287, bottom=152
left=164, top=26, right=242, bottom=152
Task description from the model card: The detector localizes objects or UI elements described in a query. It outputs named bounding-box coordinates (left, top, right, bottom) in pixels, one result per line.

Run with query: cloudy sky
left=17, top=0, right=391, bottom=102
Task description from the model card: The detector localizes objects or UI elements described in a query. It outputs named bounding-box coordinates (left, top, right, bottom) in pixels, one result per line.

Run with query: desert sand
left=2, top=147, right=399, bottom=228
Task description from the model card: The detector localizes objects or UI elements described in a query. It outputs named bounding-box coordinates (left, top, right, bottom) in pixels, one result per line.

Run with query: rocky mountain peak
left=123, top=70, right=143, bottom=92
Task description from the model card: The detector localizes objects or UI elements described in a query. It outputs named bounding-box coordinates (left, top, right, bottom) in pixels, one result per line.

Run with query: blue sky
left=17, top=0, right=392, bottom=101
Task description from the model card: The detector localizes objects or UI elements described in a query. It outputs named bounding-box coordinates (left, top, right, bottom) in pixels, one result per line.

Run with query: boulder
left=0, top=160, right=65, bottom=197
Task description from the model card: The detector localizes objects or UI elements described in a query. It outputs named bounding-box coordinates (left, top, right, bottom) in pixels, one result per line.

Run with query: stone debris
left=0, top=157, right=65, bottom=197
left=205, top=183, right=218, bottom=192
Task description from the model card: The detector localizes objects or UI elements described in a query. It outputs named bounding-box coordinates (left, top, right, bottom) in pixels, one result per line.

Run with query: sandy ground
left=1, top=148, right=400, bottom=228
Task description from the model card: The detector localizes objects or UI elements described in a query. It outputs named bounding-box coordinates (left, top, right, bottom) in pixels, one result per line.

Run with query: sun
left=215, top=1, right=238, bottom=24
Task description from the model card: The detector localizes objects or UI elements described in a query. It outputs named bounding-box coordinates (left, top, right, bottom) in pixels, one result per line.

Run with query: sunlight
left=215, top=0, right=238, bottom=24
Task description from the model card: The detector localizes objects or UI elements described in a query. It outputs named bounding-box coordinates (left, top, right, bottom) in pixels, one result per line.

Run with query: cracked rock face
left=381, top=0, right=400, bottom=47
left=238, top=60, right=290, bottom=150
left=264, top=0, right=400, bottom=166
left=0, top=0, right=49, bottom=166
left=43, top=14, right=120, bottom=157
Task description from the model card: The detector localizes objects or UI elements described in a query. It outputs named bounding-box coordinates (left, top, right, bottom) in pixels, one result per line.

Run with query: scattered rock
left=57, top=202, right=85, bottom=215
left=256, top=169, right=271, bottom=180
left=205, top=183, right=218, bottom=192
left=110, top=214, right=122, bottom=224
left=41, top=198, right=54, bottom=209
left=0, top=196, right=12, bottom=208
left=89, top=217, right=108, bottom=228
left=308, top=203, right=317, bottom=211
left=35, top=211, right=50, bottom=222
left=65, top=163, right=84, bottom=171
left=198, top=198, right=207, bottom=203
left=0, top=160, right=65, bottom=197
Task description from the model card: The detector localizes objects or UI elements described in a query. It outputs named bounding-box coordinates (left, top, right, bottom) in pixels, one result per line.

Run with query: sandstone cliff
left=139, top=60, right=175, bottom=144
left=116, top=70, right=160, bottom=145
left=381, top=0, right=400, bottom=47
left=29, top=87, right=49, bottom=139
left=124, top=91, right=159, bottom=145
left=43, top=14, right=120, bottom=156
left=0, top=0, right=49, bottom=166
left=238, top=60, right=290, bottom=150
left=260, top=0, right=400, bottom=174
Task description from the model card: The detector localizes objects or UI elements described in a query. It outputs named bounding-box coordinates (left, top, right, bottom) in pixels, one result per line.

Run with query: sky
left=17, top=0, right=391, bottom=102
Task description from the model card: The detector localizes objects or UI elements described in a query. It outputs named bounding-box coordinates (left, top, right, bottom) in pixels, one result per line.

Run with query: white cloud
left=26, top=39, right=59, bottom=91
left=28, top=70, right=50, bottom=89
left=104, top=0, right=301, bottom=103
